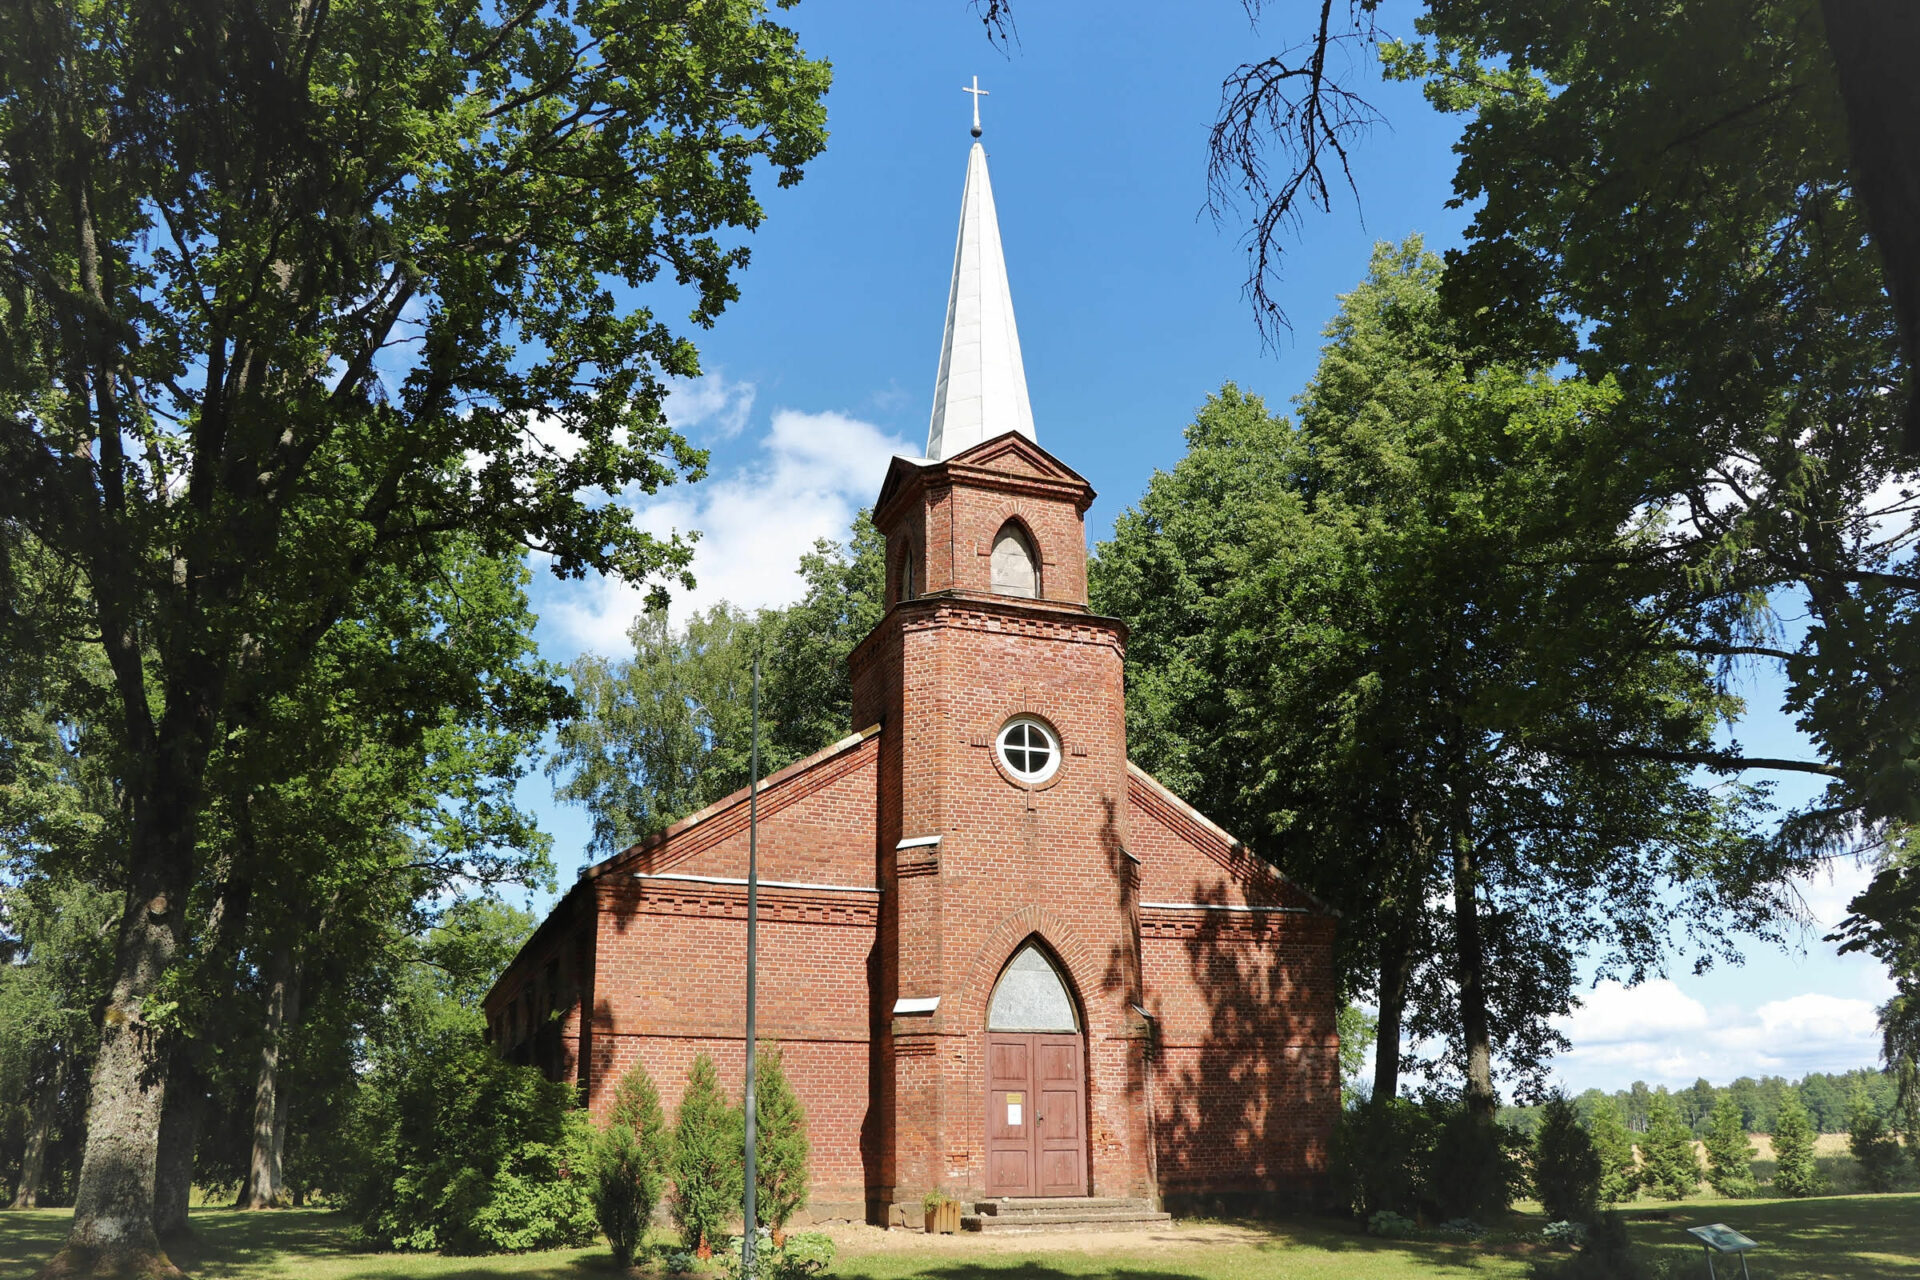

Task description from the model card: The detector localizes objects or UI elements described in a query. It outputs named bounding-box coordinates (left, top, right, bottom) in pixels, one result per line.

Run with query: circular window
left=996, top=717, right=1060, bottom=784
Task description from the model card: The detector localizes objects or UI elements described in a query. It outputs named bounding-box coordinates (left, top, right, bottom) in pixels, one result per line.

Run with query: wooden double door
left=985, top=1032, right=1087, bottom=1197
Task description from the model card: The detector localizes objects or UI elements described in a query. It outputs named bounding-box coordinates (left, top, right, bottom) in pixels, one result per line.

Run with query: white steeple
left=926, top=81, right=1036, bottom=461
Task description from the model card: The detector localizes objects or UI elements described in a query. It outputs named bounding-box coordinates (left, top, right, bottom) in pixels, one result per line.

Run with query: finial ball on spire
left=963, top=75, right=988, bottom=138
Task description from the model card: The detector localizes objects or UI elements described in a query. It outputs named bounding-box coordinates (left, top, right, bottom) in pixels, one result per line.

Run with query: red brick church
left=485, top=111, right=1339, bottom=1228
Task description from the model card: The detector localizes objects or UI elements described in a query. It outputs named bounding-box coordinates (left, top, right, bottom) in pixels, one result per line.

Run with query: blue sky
left=510, top=0, right=1893, bottom=1095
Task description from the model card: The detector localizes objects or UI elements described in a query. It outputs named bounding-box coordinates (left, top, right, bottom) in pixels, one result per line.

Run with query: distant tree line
left=1499, top=1070, right=1905, bottom=1138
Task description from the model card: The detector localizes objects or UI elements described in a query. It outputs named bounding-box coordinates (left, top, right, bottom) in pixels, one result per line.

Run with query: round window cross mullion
left=995, top=717, right=1060, bottom=785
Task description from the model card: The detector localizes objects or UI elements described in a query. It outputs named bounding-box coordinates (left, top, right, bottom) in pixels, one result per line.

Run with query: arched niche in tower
left=986, top=940, right=1079, bottom=1032
left=990, top=521, right=1039, bottom=599
left=896, top=545, right=917, bottom=604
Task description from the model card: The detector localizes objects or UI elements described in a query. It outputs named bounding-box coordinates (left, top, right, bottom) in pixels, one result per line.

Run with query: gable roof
left=1126, top=761, right=1337, bottom=915
left=584, top=725, right=881, bottom=880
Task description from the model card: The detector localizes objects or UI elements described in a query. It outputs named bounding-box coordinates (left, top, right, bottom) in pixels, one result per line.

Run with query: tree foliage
left=1533, top=1093, right=1601, bottom=1223
left=0, top=0, right=828, bottom=1259
left=1091, top=242, right=1779, bottom=1110
left=1703, top=1093, right=1758, bottom=1199
left=1637, top=1090, right=1701, bottom=1201
left=594, top=1061, right=671, bottom=1268
left=1769, top=1092, right=1826, bottom=1197
left=751, top=1043, right=810, bottom=1237
left=1845, top=1088, right=1902, bottom=1193
left=671, top=1054, right=743, bottom=1256
left=1583, top=1099, right=1639, bottom=1206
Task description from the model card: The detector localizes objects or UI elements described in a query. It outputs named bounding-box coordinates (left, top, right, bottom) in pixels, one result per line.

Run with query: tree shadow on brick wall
left=1148, top=880, right=1335, bottom=1209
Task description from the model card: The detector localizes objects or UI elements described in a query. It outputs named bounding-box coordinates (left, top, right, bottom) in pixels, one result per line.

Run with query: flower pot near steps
left=925, top=1200, right=962, bottom=1233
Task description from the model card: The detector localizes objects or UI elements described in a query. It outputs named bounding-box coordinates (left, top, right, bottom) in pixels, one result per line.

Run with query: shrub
left=1330, top=1098, right=1433, bottom=1218
left=1702, top=1093, right=1757, bottom=1198
left=1425, top=1104, right=1527, bottom=1220
left=718, top=1228, right=835, bottom=1280
left=346, top=1024, right=596, bottom=1254
left=1770, top=1092, right=1825, bottom=1197
left=1583, top=1099, right=1639, bottom=1203
left=750, top=1043, right=811, bottom=1237
left=1534, top=1092, right=1602, bottom=1222
left=1638, top=1090, right=1700, bottom=1201
left=1366, top=1209, right=1417, bottom=1238
left=1527, top=1212, right=1653, bottom=1280
left=595, top=1061, right=672, bottom=1266
left=1846, top=1088, right=1902, bottom=1193
left=672, top=1053, right=744, bottom=1255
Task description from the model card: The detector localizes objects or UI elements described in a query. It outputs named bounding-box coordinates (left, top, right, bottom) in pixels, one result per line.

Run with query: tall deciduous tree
left=1092, top=242, right=1782, bottom=1116
left=0, top=0, right=827, bottom=1268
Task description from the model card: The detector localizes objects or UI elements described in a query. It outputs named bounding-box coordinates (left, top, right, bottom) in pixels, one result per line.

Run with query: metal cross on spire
left=963, top=75, right=988, bottom=137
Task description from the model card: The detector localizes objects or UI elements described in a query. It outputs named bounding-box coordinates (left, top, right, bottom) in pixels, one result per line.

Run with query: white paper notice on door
left=1006, top=1093, right=1022, bottom=1126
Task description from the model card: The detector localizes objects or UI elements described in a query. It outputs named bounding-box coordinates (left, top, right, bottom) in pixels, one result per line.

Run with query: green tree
left=1092, top=242, right=1774, bottom=1120
left=0, top=872, right=119, bottom=1207
left=1769, top=1092, right=1825, bottom=1197
left=1337, top=1005, right=1381, bottom=1107
left=1533, top=1093, right=1601, bottom=1222
left=1845, top=1088, right=1902, bottom=1193
left=552, top=515, right=884, bottom=854
left=1585, top=1099, right=1640, bottom=1205
left=1703, top=1093, right=1757, bottom=1199
left=671, top=1054, right=742, bottom=1256
left=0, top=0, right=827, bottom=1265
left=594, top=1061, right=671, bottom=1267
left=1639, top=1091, right=1701, bottom=1201
left=750, top=1043, right=810, bottom=1238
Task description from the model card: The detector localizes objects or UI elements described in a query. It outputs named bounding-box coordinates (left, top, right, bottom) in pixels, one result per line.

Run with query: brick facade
left=485, top=433, right=1338, bottom=1225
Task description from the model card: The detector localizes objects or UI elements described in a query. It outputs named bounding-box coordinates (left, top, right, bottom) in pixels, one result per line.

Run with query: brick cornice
left=598, top=878, right=880, bottom=927
left=848, top=594, right=1127, bottom=674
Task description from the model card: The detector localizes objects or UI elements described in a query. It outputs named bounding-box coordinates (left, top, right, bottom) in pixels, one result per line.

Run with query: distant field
left=3, top=1192, right=1916, bottom=1280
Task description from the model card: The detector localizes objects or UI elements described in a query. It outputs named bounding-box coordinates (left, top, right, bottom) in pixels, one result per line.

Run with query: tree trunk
left=1371, top=922, right=1414, bottom=1105
left=45, top=848, right=191, bottom=1278
left=1819, top=0, right=1920, bottom=450
left=152, top=1054, right=204, bottom=1237
left=236, top=945, right=302, bottom=1210
left=11, top=1061, right=63, bottom=1209
left=1450, top=826, right=1496, bottom=1121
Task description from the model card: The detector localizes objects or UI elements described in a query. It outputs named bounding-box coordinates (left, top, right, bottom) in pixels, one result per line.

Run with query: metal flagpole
left=742, top=655, right=761, bottom=1275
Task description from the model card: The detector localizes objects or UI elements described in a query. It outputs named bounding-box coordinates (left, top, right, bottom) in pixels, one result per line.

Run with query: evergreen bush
left=1533, top=1093, right=1602, bottom=1222
left=1583, top=1099, right=1639, bottom=1204
left=1425, top=1103, right=1527, bottom=1220
left=1770, top=1092, right=1825, bottom=1197
left=346, top=1025, right=596, bottom=1254
left=751, top=1043, right=811, bottom=1238
left=672, top=1053, right=744, bottom=1255
left=595, top=1061, right=672, bottom=1266
left=1702, top=1093, right=1757, bottom=1198
left=1638, top=1090, right=1700, bottom=1200
left=1845, top=1089, right=1902, bottom=1193
left=1329, top=1097, right=1433, bottom=1218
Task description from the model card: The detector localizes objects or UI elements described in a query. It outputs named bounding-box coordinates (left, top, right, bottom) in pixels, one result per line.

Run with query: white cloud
left=665, top=369, right=757, bottom=442
left=541, top=404, right=913, bottom=656
left=1549, top=979, right=1889, bottom=1091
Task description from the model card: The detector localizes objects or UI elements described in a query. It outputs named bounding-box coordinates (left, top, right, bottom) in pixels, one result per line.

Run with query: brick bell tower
left=847, top=104, right=1155, bottom=1224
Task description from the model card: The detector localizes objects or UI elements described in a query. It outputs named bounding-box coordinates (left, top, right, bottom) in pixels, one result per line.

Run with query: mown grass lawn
left=1, top=1194, right=1913, bottom=1280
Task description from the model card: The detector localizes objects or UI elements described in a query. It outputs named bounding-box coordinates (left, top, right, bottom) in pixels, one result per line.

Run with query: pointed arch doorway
left=984, top=942, right=1088, bottom=1197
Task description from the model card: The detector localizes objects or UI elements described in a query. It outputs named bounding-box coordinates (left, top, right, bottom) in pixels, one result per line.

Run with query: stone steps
left=961, top=1196, right=1173, bottom=1233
